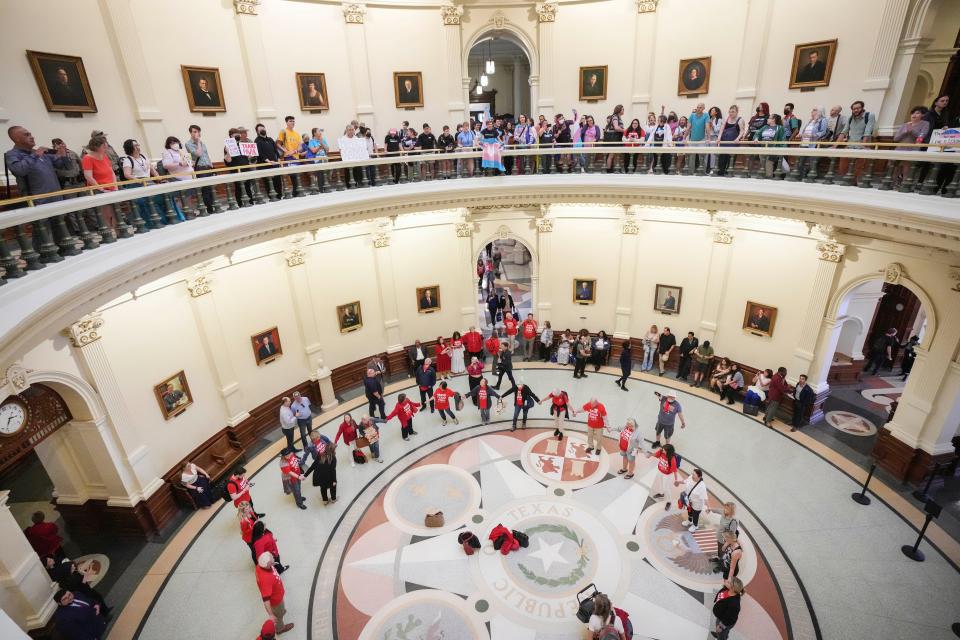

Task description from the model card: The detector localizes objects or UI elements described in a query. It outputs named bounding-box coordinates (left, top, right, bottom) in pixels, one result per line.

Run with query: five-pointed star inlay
left=528, top=538, right=570, bottom=573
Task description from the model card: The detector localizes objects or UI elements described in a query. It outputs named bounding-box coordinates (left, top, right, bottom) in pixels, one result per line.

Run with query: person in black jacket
left=493, top=345, right=515, bottom=389
left=414, top=358, right=437, bottom=412
left=615, top=340, right=633, bottom=390
left=500, top=383, right=540, bottom=430
left=54, top=589, right=108, bottom=640
left=790, top=374, right=815, bottom=432
left=254, top=123, right=285, bottom=199
left=712, top=577, right=744, bottom=639
left=304, top=445, right=338, bottom=505
left=363, top=368, right=386, bottom=419
left=676, top=332, right=699, bottom=381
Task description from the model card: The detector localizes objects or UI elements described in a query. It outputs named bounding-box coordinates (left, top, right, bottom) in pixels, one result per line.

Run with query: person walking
left=304, top=442, right=338, bottom=505
left=680, top=468, right=708, bottom=532
left=278, top=397, right=299, bottom=453
left=866, top=328, right=898, bottom=375
left=610, top=417, right=643, bottom=479
left=575, top=397, right=608, bottom=454
left=652, top=391, right=686, bottom=448
left=712, top=577, right=745, bottom=640
left=415, top=358, right=437, bottom=413
left=386, top=393, right=421, bottom=440
left=468, top=378, right=502, bottom=425
left=647, top=443, right=681, bottom=507
left=290, top=391, right=312, bottom=452
left=466, top=357, right=484, bottom=405
left=763, top=367, right=790, bottom=427
left=363, top=368, right=387, bottom=419
left=255, top=552, right=295, bottom=634
left=433, top=381, right=459, bottom=425
left=540, top=388, right=571, bottom=440
left=485, top=333, right=501, bottom=375
left=615, top=340, right=633, bottom=390
left=642, top=325, right=659, bottom=372
left=279, top=448, right=307, bottom=510
left=501, top=382, right=540, bottom=431
left=494, top=344, right=516, bottom=389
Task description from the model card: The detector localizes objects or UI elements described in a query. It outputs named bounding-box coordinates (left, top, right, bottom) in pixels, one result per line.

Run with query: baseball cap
left=260, top=619, right=276, bottom=637
left=664, top=390, right=676, bottom=398
left=90, top=130, right=105, bottom=137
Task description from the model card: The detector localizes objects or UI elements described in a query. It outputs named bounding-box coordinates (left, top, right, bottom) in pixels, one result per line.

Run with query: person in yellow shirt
left=276, top=115, right=302, bottom=196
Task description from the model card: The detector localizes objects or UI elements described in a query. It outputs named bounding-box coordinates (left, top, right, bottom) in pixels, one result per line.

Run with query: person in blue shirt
left=688, top=103, right=710, bottom=172
left=456, top=119, right=477, bottom=177
left=302, top=127, right=328, bottom=192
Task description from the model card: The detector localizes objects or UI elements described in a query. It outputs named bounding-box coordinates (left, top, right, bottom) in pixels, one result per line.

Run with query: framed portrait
left=181, top=65, right=226, bottom=113
left=26, top=51, right=97, bottom=114
left=654, top=284, right=683, bottom=314
left=743, top=301, right=778, bottom=337
left=251, top=327, right=282, bottom=365
left=154, top=371, right=193, bottom=420
left=394, top=72, right=424, bottom=108
left=338, top=301, right=363, bottom=333
left=677, top=57, right=711, bottom=97
left=295, top=72, right=329, bottom=112
left=416, top=285, right=441, bottom=313
left=573, top=279, right=597, bottom=304
left=578, top=66, right=608, bottom=101
left=789, top=40, right=837, bottom=90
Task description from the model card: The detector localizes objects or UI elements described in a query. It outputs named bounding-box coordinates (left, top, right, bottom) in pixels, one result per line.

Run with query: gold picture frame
left=578, top=66, right=608, bottom=101
left=416, top=285, right=441, bottom=314
left=394, top=71, right=424, bottom=108
left=743, top=301, right=778, bottom=338
left=154, top=370, right=193, bottom=420
left=295, top=72, right=329, bottom=112
left=654, top=284, right=683, bottom=314
left=251, top=327, right=282, bottom=366
left=181, top=65, right=226, bottom=113
left=573, top=279, right=596, bottom=304
left=789, top=39, right=837, bottom=90
left=26, top=50, right=98, bottom=114
left=338, top=301, right=363, bottom=333
left=678, top=57, right=711, bottom=97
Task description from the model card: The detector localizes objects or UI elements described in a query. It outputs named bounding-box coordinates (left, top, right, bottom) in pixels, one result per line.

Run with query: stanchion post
left=851, top=463, right=876, bottom=505
left=900, top=499, right=941, bottom=562
left=912, top=462, right=942, bottom=502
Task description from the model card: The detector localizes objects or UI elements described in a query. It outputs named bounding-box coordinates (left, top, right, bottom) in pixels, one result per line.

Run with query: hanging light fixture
left=485, top=39, right=496, bottom=75
left=480, top=73, right=489, bottom=87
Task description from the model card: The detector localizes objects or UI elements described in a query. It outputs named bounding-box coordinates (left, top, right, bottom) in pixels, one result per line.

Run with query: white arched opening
left=835, top=315, right=866, bottom=360
left=475, top=232, right=537, bottom=330
left=462, top=22, right=538, bottom=121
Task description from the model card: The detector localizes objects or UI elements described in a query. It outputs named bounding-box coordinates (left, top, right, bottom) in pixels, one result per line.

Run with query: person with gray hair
left=255, top=551, right=294, bottom=634
left=278, top=397, right=298, bottom=453
left=608, top=417, right=643, bottom=478
left=291, top=391, right=312, bottom=451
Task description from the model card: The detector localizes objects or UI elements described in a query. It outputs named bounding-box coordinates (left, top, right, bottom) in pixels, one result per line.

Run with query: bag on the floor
left=512, top=529, right=529, bottom=548
left=575, top=583, right=597, bottom=623
left=352, top=449, right=367, bottom=464
left=457, top=531, right=481, bottom=555
left=425, top=511, right=445, bottom=528
left=742, top=402, right=759, bottom=416
left=454, top=392, right=464, bottom=411
left=613, top=607, right=634, bottom=639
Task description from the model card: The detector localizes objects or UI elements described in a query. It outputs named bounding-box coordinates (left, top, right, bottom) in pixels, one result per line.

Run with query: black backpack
left=220, top=480, right=234, bottom=503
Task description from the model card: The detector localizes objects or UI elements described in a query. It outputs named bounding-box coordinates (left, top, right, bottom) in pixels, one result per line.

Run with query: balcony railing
left=0, top=142, right=957, bottom=285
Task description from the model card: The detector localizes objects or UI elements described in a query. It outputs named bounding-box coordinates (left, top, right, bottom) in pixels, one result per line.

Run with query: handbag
left=424, top=511, right=445, bottom=528
left=355, top=436, right=371, bottom=448
left=352, top=449, right=367, bottom=464
left=457, top=531, right=481, bottom=555
left=512, top=529, right=529, bottom=548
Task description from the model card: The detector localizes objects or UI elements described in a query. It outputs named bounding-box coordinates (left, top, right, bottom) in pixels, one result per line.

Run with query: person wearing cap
left=81, top=129, right=121, bottom=179
left=257, top=619, right=277, bottom=640
left=652, top=390, right=685, bottom=448
left=291, top=391, right=313, bottom=451
left=224, top=126, right=256, bottom=207
left=255, top=552, right=294, bottom=634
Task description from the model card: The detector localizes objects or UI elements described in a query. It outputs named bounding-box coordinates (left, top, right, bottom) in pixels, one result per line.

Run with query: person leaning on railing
left=82, top=134, right=122, bottom=231
left=50, top=138, right=84, bottom=192
left=835, top=100, right=876, bottom=181
left=891, top=106, right=931, bottom=187
left=185, top=124, right=216, bottom=214
left=5, top=125, right=70, bottom=204
left=276, top=116, right=302, bottom=197
left=797, top=106, right=828, bottom=179
left=604, top=105, right=625, bottom=173
left=224, top=127, right=256, bottom=207
left=716, top=105, right=746, bottom=176
left=120, top=138, right=161, bottom=228
left=752, top=114, right=785, bottom=178
left=161, top=135, right=196, bottom=220
left=644, top=114, right=674, bottom=174
left=254, top=123, right=283, bottom=199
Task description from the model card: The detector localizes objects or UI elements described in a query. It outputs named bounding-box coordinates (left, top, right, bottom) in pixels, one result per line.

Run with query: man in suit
left=162, top=383, right=185, bottom=412
left=408, top=340, right=427, bottom=373
left=399, top=78, right=419, bottom=104
left=54, top=589, right=108, bottom=640
left=258, top=335, right=277, bottom=361
left=748, top=308, right=770, bottom=333
left=796, top=50, right=827, bottom=84
left=48, top=67, right=87, bottom=106
left=790, top=374, right=815, bottom=432
left=342, top=306, right=359, bottom=328
left=576, top=281, right=593, bottom=301
left=583, top=73, right=602, bottom=98
left=663, top=290, right=676, bottom=311
left=419, top=288, right=438, bottom=310
left=194, top=77, right=219, bottom=107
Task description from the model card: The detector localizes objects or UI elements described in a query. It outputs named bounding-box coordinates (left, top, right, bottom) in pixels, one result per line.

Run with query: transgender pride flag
left=481, top=142, right=505, bottom=171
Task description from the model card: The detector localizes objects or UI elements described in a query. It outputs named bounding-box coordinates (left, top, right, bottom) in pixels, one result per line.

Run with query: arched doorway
left=466, top=35, right=531, bottom=122
left=475, top=237, right=535, bottom=332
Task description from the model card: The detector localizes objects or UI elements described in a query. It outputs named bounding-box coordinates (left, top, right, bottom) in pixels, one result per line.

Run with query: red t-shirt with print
left=581, top=402, right=607, bottom=429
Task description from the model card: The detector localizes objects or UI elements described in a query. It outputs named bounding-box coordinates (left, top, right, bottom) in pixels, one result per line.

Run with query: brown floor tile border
left=107, top=363, right=959, bottom=640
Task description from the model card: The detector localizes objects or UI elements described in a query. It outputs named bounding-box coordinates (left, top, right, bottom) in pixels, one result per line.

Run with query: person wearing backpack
left=866, top=327, right=898, bottom=375
left=587, top=593, right=625, bottom=639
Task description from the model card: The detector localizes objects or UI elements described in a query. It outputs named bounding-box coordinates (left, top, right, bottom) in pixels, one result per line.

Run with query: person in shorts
left=652, top=390, right=685, bottom=448
left=609, top=418, right=643, bottom=478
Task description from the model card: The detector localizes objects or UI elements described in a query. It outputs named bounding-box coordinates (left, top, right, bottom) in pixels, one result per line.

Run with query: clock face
left=0, top=401, right=27, bottom=436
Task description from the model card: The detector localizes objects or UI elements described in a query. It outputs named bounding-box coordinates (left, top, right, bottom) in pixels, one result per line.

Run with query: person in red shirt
left=501, top=383, right=540, bottom=430
left=24, top=512, right=63, bottom=560
left=256, top=551, right=294, bottom=634
left=251, top=520, right=288, bottom=574
left=485, top=334, right=501, bottom=374
left=433, top=381, right=459, bottom=425
left=256, top=619, right=277, bottom=640
left=520, top=313, right=539, bottom=361
left=468, top=378, right=501, bottom=424
left=385, top=393, right=421, bottom=440
left=574, top=397, right=608, bottom=454
left=435, top=337, right=452, bottom=379
left=238, top=502, right=260, bottom=563
left=279, top=449, right=307, bottom=510
left=228, top=467, right=264, bottom=517
left=466, top=357, right=484, bottom=405
left=763, top=366, right=791, bottom=427
left=646, top=443, right=681, bottom=507
left=463, top=326, right=484, bottom=363
left=333, top=414, right=361, bottom=466
left=539, top=388, right=571, bottom=440
left=503, top=312, right=518, bottom=352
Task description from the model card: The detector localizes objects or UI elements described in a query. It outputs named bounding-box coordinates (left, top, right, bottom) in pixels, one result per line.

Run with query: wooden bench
left=163, top=430, right=245, bottom=510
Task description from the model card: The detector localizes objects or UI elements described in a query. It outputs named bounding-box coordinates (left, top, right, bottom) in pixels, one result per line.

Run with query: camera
left=653, top=391, right=662, bottom=398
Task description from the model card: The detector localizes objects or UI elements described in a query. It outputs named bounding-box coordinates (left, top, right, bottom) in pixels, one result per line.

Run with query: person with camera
left=652, top=390, right=685, bottom=449
left=709, top=357, right=733, bottom=393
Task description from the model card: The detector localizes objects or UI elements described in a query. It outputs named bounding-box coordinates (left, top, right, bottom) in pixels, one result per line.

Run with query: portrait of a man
left=394, top=72, right=423, bottom=108
left=417, top=286, right=441, bottom=313
left=654, top=284, right=683, bottom=314
left=574, top=279, right=597, bottom=304
left=678, top=57, right=711, bottom=96
left=251, top=327, right=283, bottom=365
left=154, top=371, right=193, bottom=420
left=789, top=40, right=837, bottom=89
left=743, top=301, right=778, bottom=337
left=296, top=73, right=328, bottom=111
left=338, top=302, right=363, bottom=333
left=579, top=66, right=608, bottom=101
left=27, top=51, right=97, bottom=113
left=181, top=66, right=226, bottom=113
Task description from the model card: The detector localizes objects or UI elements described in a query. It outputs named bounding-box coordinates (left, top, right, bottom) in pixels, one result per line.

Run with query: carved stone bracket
left=491, top=10, right=506, bottom=28
left=455, top=222, right=473, bottom=238
left=536, top=217, right=553, bottom=233
left=64, top=314, right=104, bottom=348
left=1, top=362, right=30, bottom=394
left=536, top=1, right=557, bottom=22
left=949, top=267, right=960, bottom=293
left=342, top=2, right=366, bottom=23
left=713, top=226, right=733, bottom=244
left=883, top=262, right=905, bottom=285
left=816, top=240, right=846, bottom=263
left=440, top=4, right=463, bottom=25
left=234, top=0, right=261, bottom=15
left=637, top=0, right=659, bottom=13
left=187, top=273, right=213, bottom=298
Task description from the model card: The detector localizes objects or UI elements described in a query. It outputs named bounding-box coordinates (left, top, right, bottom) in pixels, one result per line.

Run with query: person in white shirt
left=680, top=468, right=708, bottom=532
left=279, top=397, right=299, bottom=453
left=338, top=124, right=369, bottom=188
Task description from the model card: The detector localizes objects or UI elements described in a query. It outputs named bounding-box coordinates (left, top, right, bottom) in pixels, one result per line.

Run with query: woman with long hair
left=251, top=520, right=288, bottom=574
left=705, top=106, right=723, bottom=173
left=435, top=336, right=452, bottom=379
left=586, top=592, right=625, bottom=637
left=623, top=119, right=643, bottom=173
left=647, top=443, right=680, bottom=506
left=237, top=501, right=259, bottom=563
left=450, top=331, right=466, bottom=374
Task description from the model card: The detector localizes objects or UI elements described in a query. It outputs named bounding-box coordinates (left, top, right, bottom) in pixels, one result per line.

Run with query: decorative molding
left=233, top=0, right=260, bottom=15
left=187, top=273, right=213, bottom=298
left=372, top=232, right=390, bottom=248
left=285, top=246, right=306, bottom=267
left=637, top=0, right=659, bottom=12
left=816, top=240, right=846, bottom=263
left=64, top=314, right=104, bottom=348
left=455, top=222, right=473, bottom=238
left=1, top=362, right=30, bottom=394
left=496, top=225, right=512, bottom=240
left=440, top=3, right=463, bottom=25
left=622, top=218, right=640, bottom=235
left=536, top=1, right=557, bottom=22
left=949, top=267, right=960, bottom=293
left=470, top=202, right=540, bottom=213
left=491, top=10, right=506, bottom=28
left=713, top=226, right=733, bottom=244
left=341, top=2, right=366, bottom=23
left=536, top=217, right=554, bottom=233
left=883, top=262, right=905, bottom=285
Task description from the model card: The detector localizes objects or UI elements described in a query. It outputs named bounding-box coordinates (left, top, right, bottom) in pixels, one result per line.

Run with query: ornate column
left=371, top=223, right=403, bottom=353
left=614, top=211, right=641, bottom=339
left=535, top=2, right=557, bottom=113
left=629, top=0, right=659, bottom=114
left=0, top=492, right=55, bottom=631
left=64, top=315, right=163, bottom=504
left=233, top=0, right=278, bottom=124
left=697, top=218, right=734, bottom=343
left=512, top=57, right=524, bottom=116
left=455, top=218, right=479, bottom=329
left=535, top=207, right=553, bottom=323
left=863, top=0, right=912, bottom=133
left=440, top=4, right=466, bottom=124
left=33, top=429, right=93, bottom=506
left=528, top=75, right=540, bottom=119
left=731, top=0, right=773, bottom=113
left=185, top=271, right=249, bottom=426
left=342, top=3, right=376, bottom=128
left=283, top=240, right=337, bottom=411
left=877, top=37, right=933, bottom=134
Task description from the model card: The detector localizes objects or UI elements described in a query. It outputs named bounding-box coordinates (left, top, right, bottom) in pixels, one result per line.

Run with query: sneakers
left=441, top=420, right=447, bottom=426
left=402, top=437, right=410, bottom=441
left=377, top=457, right=384, bottom=463
left=681, top=519, right=690, bottom=526
left=351, top=460, right=356, bottom=467
left=410, top=430, right=419, bottom=435
left=688, top=524, right=698, bottom=532
left=651, top=441, right=662, bottom=449
left=453, top=418, right=459, bottom=425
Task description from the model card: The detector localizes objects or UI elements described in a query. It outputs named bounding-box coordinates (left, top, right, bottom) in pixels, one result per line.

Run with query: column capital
left=187, top=272, right=213, bottom=297
left=285, top=246, right=306, bottom=267
left=536, top=1, right=557, bottom=22
left=622, top=218, right=640, bottom=235
left=637, top=0, right=659, bottom=12
left=440, top=3, right=463, bottom=25
left=713, top=226, right=733, bottom=244
left=234, top=0, right=261, bottom=15
left=64, top=314, right=104, bottom=348
left=455, top=222, right=473, bottom=238
left=372, top=231, right=390, bottom=248
left=536, top=217, right=554, bottom=233
left=816, top=240, right=846, bottom=262
left=342, top=2, right=367, bottom=24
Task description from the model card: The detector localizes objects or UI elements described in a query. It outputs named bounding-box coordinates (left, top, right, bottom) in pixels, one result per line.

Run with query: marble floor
left=126, top=366, right=960, bottom=640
